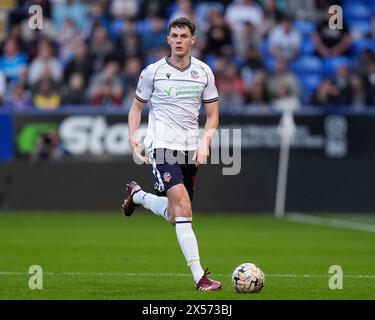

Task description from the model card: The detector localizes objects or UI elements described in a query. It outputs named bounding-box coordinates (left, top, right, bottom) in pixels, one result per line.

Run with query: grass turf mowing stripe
left=1, top=271, right=375, bottom=279
left=1, top=212, right=374, bottom=299
left=286, top=213, right=375, bottom=233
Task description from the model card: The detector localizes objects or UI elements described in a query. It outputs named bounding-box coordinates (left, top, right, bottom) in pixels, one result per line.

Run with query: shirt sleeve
left=202, top=67, right=219, bottom=103
left=135, top=66, right=154, bottom=103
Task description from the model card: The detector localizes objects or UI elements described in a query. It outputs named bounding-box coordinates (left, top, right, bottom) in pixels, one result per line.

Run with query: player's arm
left=128, top=97, right=147, bottom=161
left=128, top=66, right=153, bottom=162
left=193, top=100, right=219, bottom=166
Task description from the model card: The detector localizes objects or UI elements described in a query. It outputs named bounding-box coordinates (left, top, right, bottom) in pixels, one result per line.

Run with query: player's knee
left=174, top=200, right=192, bottom=218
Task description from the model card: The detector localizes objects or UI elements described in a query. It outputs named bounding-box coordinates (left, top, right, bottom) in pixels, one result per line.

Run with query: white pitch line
left=0, top=272, right=374, bottom=279
left=286, top=213, right=375, bottom=234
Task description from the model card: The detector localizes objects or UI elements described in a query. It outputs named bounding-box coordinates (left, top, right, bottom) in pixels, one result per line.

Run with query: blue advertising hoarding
left=0, top=113, right=14, bottom=161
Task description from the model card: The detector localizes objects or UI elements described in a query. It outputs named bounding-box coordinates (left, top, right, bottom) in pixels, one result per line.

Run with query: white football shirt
left=135, top=56, right=219, bottom=151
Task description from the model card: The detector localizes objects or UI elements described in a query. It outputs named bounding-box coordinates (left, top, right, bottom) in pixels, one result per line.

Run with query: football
left=232, top=263, right=265, bottom=293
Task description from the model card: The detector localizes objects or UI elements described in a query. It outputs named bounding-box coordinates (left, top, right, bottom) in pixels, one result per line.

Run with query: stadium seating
left=323, top=56, right=352, bottom=75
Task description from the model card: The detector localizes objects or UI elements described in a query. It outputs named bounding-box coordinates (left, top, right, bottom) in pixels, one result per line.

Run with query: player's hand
left=192, top=142, right=210, bottom=167
left=129, top=138, right=149, bottom=164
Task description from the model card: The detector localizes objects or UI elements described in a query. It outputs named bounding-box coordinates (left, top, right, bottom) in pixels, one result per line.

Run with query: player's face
left=167, top=27, right=196, bottom=58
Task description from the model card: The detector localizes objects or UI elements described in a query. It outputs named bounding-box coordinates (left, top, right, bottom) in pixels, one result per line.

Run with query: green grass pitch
left=0, top=211, right=374, bottom=300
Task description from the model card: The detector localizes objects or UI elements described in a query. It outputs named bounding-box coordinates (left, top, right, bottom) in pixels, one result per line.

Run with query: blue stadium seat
left=292, top=56, right=323, bottom=74
left=351, top=39, right=375, bottom=55
left=294, top=19, right=316, bottom=37
left=167, top=3, right=178, bottom=18
left=347, top=19, right=372, bottom=37
left=323, top=56, right=352, bottom=75
left=196, top=2, right=225, bottom=33
left=300, top=39, right=315, bottom=56
left=261, top=38, right=271, bottom=59
left=205, top=54, right=217, bottom=70
left=343, top=0, right=369, bottom=5
left=264, top=57, right=277, bottom=73
left=298, top=74, right=322, bottom=103
left=196, top=2, right=224, bottom=18
left=300, top=74, right=321, bottom=90
left=344, top=3, right=371, bottom=20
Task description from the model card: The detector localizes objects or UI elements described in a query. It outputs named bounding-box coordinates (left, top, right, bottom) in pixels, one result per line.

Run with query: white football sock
left=133, top=190, right=168, bottom=220
left=175, top=217, right=205, bottom=283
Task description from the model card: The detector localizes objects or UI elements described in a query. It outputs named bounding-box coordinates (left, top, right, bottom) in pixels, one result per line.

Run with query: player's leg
left=166, top=183, right=205, bottom=283
left=167, top=182, right=222, bottom=290
left=121, top=181, right=168, bottom=219
left=122, top=149, right=170, bottom=219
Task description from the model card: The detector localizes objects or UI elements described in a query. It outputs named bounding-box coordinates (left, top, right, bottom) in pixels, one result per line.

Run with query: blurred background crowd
left=0, top=0, right=375, bottom=112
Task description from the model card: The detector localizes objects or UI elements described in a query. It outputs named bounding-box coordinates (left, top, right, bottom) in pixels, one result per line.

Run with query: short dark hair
left=168, top=17, right=195, bottom=35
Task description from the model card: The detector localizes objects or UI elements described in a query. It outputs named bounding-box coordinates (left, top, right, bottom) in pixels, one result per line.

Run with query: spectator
left=89, top=25, right=116, bottom=72
left=3, top=82, right=33, bottom=111
left=110, top=83, right=125, bottom=108
left=24, top=0, right=52, bottom=18
left=118, top=32, right=143, bottom=60
left=89, top=60, right=122, bottom=90
left=63, top=40, right=93, bottom=86
left=312, top=78, right=338, bottom=106
left=348, top=74, right=367, bottom=109
left=268, top=59, right=300, bottom=101
left=245, top=72, right=270, bottom=109
left=122, top=57, right=142, bottom=97
left=110, top=0, right=138, bottom=20
left=168, top=0, right=204, bottom=54
left=169, top=0, right=196, bottom=25
left=216, top=62, right=246, bottom=108
left=28, top=38, right=62, bottom=86
left=52, top=0, right=89, bottom=33
left=204, top=9, right=233, bottom=58
left=88, top=61, right=123, bottom=107
left=61, top=73, right=86, bottom=105
left=333, top=65, right=350, bottom=105
left=57, top=18, right=85, bottom=64
left=238, top=21, right=262, bottom=60
left=8, top=24, right=29, bottom=55
left=138, top=0, right=169, bottom=19
left=32, top=77, right=61, bottom=110
left=372, top=14, right=375, bottom=40
left=353, top=49, right=375, bottom=78
left=225, top=0, right=264, bottom=31
left=285, top=0, right=317, bottom=21
left=89, top=80, right=123, bottom=108
left=225, top=0, right=264, bottom=56
left=19, top=1, right=56, bottom=45
left=312, top=11, right=352, bottom=57
left=315, top=0, right=341, bottom=12
left=268, top=14, right=301, bottom=62
left=0, top=71, right=5, bottom=104
left=140, top=17, right=168, bottom=52
left=0, top=38, right=28, bottom=83
left=258, top=0, right=285, bottom=35
left=85, top=1, right=111, bottom=40
left=365, top=60, right=375, bottom=106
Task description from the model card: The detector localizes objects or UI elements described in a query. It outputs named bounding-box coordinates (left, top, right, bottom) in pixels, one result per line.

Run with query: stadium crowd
left=0, top=0, right=375, bottom=111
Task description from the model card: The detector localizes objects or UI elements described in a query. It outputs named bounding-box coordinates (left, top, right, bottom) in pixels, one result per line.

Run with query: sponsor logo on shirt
left=164, top=87, right=173, bottom=97
left=163, top=85, right=201, bottom=97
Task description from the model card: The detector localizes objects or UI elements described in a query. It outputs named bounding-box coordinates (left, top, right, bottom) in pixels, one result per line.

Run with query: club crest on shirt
left=191, top=70, right=199, bottom=79
left=163, top=172, right=173, bottom=183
